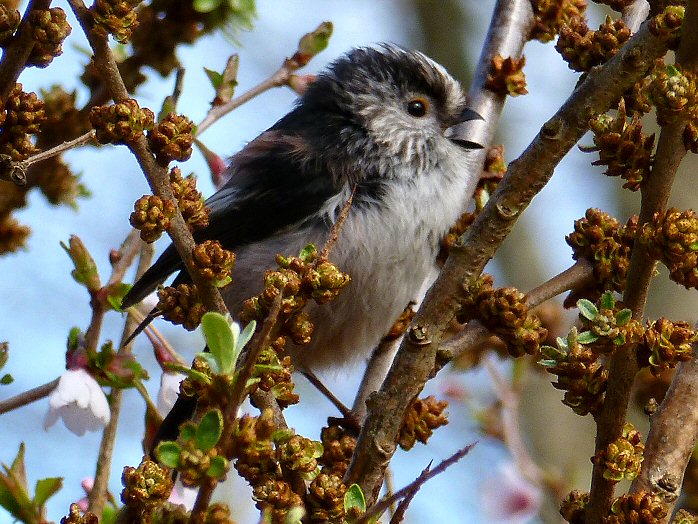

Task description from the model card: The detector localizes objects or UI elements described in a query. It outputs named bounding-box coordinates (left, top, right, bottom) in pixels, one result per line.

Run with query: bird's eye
left=406, top=98, right=428, bottom=117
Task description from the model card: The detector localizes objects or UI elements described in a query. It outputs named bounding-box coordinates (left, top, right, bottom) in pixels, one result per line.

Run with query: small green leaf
left=204, top=67, right=224, bottom=89
left=180, top=424, right=196, bottom=442
left=612, top=334, right=626, bottom=346
left=538, top=359, right=558, bottom=368
left=599, top=292, right=615, bottom=310
left=577, top=299, right=598, bottom=321
left=284, top=506, right=305, bottom=524
left=195, top=352, right=220, bottom=375
left=155, top=442, right=182, bottom=468
left=205, top=456, right=228, bottom=479
left=344, top=484, right=366, bottom=512
left=577, top=331, right=599, bottom=344
left=196, top=409, right=223, bottom=452
left=108, top=283, right=132, bottom=311
left=298, top=244, right=317, bottom=262
left=213, top=275, right=233, bottom=288
left=157, top=97, right=177, bottom=123
left=201, top=312, right=236, bottom=374
left=33, top=477, right=62, bottom=506
left=616, top=309, right=632, bottom=326
left=60, top=235, right=101, bottom=292
left=194, top=0, right=222, bottom=12
left=234, top=320, right=256, bottom=362
left=1, top=374, right=13, bottom=385
left=689, top=242, right=698, bottom=251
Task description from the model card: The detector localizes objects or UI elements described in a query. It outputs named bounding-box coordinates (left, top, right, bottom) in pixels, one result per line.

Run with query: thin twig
left=357, top=443, right=477, bottom=524
left=302, top=370, right=352, bottom=418
left=0, top=378, right=59, bottom=415
left=19, top=130, right=96, bottom=169
left=483, top=356, right=544, bottom=486
left=196, top=65, right=294, bottom=136
left=586, top=4, right=698, bottom=520
left=88, top=237, right=152, bottom=515
left=191, top=294, right=284, bottom=519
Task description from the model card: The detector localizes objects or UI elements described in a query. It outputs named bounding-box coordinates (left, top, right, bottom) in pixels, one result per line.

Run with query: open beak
left=445, top=107, right=484, bottom=150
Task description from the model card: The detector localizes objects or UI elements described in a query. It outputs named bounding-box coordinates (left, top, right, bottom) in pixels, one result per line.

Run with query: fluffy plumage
left=123, top=44, right=482, bottom=370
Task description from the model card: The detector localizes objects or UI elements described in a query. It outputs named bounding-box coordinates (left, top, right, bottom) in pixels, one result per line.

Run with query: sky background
left=0, top=1, right=667, bottom=522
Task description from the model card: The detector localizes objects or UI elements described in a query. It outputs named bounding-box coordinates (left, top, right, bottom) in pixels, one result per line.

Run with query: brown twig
left=0, top=378, right=59, bottom=415
left=356, top=443, right=477, bottom=524
left=622, top=1, right=650, bottom=31
left=630, top=333, right=698, bottom=519
left=67, top=0, right=228, bottom=317
left=586, top=4, right=698, bottom=521
left=347, top=13, right=671, bottom=504
left=89, top=240, right=153, bottom=515
left=19, top=130, right=96, bottom=169
left=0, top=0, right=50, bottom=103
left=190, top=294, right=284, bottom=519
left=196, top=64, right=295, bottom=136
left=302, top=370, right=352, bottom=419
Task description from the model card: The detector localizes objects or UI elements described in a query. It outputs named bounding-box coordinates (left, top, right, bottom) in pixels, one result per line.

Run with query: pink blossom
left=480, top=463, right=542, bottom=524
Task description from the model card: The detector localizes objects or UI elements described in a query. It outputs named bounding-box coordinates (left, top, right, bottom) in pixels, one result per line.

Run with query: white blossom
left=480, top=463, right=542, bottom=524
left=168, top=479, right=198, bottom=510
left=157, top=372, right=185, bottom=416
left=44, top=369, right=110, bottom=435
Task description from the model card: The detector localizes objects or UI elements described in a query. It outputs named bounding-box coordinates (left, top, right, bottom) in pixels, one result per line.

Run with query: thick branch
left=347, top=15, right=670, bottom=505
left=631, top=340, right=698, bottom=518
left=587, top=4, right=698, bottom=521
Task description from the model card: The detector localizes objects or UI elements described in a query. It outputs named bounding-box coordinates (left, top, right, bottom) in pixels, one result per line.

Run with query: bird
left=122, top=44, right=482, bottom=439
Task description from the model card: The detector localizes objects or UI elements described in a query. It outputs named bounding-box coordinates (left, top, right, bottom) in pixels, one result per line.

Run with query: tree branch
left=347, top=13, right=671, bottom=505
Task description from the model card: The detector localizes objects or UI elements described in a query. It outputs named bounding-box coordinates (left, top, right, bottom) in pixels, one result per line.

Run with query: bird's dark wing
left=121, top=129, right=339, bottom=308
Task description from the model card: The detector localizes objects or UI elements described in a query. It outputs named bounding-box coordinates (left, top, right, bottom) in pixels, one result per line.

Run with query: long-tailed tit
left=122, top=44, right=482, bottom=436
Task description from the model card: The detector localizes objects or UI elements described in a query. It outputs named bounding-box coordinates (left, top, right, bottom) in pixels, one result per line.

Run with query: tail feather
left=122, top=244, right=183, bottom=309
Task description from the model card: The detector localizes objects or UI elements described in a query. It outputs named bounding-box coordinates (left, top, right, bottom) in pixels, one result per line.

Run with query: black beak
left=456, top=107, right=484, bottom=124
left=445, top=107, right=485, bottom=150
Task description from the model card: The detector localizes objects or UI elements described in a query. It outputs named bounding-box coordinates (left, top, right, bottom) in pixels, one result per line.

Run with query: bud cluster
left=586, top=99, right=655, bottom=191
left=192, top=240, right=235, bottom=286
left=459, top=274, right=547, bottom=357
left=639, top=317, right=697, bottom=376
left=485, top=54, right=528, bottom=96
left=0, top=84, right=46, bottom=161
left=156, top=283, right=206, bottom=331
left=565, top=208, right=636, bottom=304
left=129, top=195, right=175, bottom=243
left=169, top=167, right=209, bottom=231
left=556, top=15, right=631, bottom=73
left=593, top=423, right=644, bottom=482
left=147, top=113, right=194, bottom=166
left=603, top=491, right=667, bottom=524
left=28, top=8, right=71, bottom=68
left=398, top=395, right=449, bottom=450
left=529, top=0, right=587, bottom=43
left=90, top=0, right=141, bottom=44
left=89, top=99, right=155, bottom=145
left=639, top=208, right=698, bottom=288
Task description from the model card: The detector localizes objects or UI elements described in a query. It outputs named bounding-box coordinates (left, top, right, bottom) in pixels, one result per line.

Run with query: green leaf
left=344, top=484, right=366, bottom=512
left=158, top=97, right=177, bottom=122
left=193, top=0, right=222, bottom=13
left=204, top=67, right=224, bottom=90
left=196, top=409, right=223, bottom=452
left=615, top=309, right=632, bottom=326
left=60, top=235, right=101, bottom=292
left=234, top=320, right=256, bottom=362
left=613, top=334, right=627, bottom=346
left=33, top=477, right=62, bottom=506
left=1, top=374, right=13, bottom=385
left=599, top=292, right=615, bottom=310
left=201, top=312, right=236, bottom=374
left=577, top=299, right=598, bottom=321
left=577, top=331, right=599, bottom=344
left=180, top=424, right=196, bottom=442
left=298, top=244, right=317, bottom=262
left=538, top=359, right=558, bottom=368
left=284, top=506, right=305, bottom=524
left=155, top=442, right=182, bottom=468
left=108, top=283, right=132, bottom=311
left=205, top=456, right=228, bottom=479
